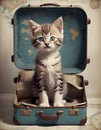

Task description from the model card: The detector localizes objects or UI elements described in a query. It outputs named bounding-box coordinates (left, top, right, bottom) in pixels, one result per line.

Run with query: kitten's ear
left=28, top=20, right=40, bottom=32
left=53, top=17, right=63, bottom=33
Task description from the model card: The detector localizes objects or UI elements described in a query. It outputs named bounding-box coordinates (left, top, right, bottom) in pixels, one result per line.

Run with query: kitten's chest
left=41, top=57, right=56, bottom=67
left=41, top=57, right=57, bottom=88
left=44, top=58, right=56, bottom=84
left=40, top=54, right=61, bottom=82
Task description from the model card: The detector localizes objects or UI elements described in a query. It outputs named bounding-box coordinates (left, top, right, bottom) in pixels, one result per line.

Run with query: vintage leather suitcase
left=12, top=3, right=90, bottom=125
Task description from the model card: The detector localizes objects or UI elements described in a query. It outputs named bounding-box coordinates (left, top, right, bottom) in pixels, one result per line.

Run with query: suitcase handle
left=38, top=110, right=63, bottom=120
left=40, top=3, right=60, bottom=7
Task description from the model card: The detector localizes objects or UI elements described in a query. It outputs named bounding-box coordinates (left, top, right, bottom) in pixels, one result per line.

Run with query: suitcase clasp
left=20, top=106, right=31, bottom=116
left=69, top=109, right=79, bottom=116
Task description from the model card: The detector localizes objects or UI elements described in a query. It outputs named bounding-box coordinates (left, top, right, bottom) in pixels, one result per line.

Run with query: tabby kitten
left=28, top=17, right=68, bottom=107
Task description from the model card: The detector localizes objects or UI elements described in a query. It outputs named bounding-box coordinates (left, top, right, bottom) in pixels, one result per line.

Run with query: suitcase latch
left=20, top=106, right=31, bottom=116
left=69, top=109, right=79, bottom=116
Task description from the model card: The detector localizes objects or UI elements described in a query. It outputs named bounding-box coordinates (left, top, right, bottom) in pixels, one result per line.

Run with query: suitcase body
left=12, top=4, right=89, bottom=125
left=13, top=72, right=88, bottom=125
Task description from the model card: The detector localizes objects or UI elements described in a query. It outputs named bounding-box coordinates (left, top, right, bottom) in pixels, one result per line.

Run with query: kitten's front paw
left=54, top=102, right=64, bottom=107
left=39, top=102, right=50, bottom=107
left=54, top=100, right=66, bottom=107
left=62, top=99, right=67, bottom=104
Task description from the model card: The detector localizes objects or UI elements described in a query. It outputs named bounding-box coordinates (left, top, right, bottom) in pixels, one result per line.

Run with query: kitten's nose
left=45, top=42, right=49, bottom=46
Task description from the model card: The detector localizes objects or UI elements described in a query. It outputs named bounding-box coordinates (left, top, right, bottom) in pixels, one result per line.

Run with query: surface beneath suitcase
left=14, top=7, right=87, bottom=73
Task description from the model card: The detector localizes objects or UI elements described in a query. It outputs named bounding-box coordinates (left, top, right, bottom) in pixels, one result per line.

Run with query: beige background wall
left=0, top=0, right=101, bottom=98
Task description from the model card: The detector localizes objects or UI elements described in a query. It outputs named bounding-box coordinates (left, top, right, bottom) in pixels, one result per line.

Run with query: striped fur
left=42, top=24, right=51, bottom=34
left=29, top=17, right=68, bottom=106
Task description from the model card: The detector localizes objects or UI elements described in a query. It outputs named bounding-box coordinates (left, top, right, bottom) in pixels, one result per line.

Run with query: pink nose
left=45, top=42, right=49, bottom=46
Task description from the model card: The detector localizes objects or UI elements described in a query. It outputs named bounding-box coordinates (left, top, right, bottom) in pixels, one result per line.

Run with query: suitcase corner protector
left=13, top=116, right=21, bottom=125
left=80, top=117, right=87, bottom=125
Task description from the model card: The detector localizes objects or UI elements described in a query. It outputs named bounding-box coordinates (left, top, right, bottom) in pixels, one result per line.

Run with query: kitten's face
left=28, top=17, right=63, bottom=53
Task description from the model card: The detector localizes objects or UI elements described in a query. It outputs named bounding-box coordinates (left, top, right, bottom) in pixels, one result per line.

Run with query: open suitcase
left=12, top=3, right=90, bottom=125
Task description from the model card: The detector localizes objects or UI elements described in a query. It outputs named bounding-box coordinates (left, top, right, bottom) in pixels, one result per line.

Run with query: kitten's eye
left=38, top=37, right=44, bottom=42
left=50, top=36, right=55, bottom=41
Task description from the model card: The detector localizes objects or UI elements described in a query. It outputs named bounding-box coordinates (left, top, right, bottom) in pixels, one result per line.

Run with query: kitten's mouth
left=44, top=46, right=51, bottom=49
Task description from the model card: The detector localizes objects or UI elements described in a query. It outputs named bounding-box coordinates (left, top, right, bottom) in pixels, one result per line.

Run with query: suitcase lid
left=13, top=7, right=87, bottom=74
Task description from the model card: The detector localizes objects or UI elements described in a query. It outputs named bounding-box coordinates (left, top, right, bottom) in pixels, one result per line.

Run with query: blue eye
left=38, top=37, right=44, bottom=42
left=50, top=36, right=55, bottom=41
